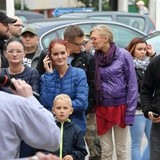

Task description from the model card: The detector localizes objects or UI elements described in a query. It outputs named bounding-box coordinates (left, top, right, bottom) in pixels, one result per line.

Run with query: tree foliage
left=15, top=2, right=29, bottom=10
left=77, top=0, right=111, bottom=11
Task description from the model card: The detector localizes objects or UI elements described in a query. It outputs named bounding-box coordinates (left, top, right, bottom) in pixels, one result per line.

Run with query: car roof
left=58, top=11, right=156, bottom=34
left=59, top=11, right=151, bottom=18
left=29, top=19, right=146, bottom=36
left=0, top=10, right=45, bottom=23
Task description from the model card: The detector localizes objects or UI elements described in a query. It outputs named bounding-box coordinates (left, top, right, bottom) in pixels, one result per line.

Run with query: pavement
left=85, top=129, right=147, bottom=160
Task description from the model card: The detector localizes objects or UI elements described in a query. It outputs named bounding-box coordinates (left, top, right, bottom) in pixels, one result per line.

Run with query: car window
left=145, top=34, right=160, bottom=54
left=17, top=16, right=28, bottom=23
left=56, top=24, right=92, bottom=38
left=77, top=24, right=92, bottom=35
left=102, top=23, right=144, bottom=48
left=39, top=22, right=145, bottom=50
left=41, top=31, right=57, bottom=49
left=89, top=15, right=113, bottom=21
left=117, top=16, right=145, bottom=33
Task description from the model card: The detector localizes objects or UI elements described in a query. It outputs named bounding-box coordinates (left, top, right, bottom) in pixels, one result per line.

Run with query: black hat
left=0, top=11, right=17, bottom=23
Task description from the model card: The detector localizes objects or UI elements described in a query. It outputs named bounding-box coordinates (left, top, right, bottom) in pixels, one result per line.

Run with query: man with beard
left=0, top=11, right=17, bottom=68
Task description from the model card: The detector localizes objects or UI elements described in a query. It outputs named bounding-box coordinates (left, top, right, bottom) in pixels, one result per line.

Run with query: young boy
left=52, top=94, right=87, bottom=160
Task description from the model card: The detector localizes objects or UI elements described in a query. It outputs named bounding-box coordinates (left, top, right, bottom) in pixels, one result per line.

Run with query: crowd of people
left=0, top=9, right=160, bottom=160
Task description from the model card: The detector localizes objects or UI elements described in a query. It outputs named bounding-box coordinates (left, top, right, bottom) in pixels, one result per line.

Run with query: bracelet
left=30, top=155, right=39, bottom=160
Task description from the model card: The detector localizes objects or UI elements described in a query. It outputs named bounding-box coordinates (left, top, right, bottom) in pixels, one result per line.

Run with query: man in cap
left=21, top=25, right=42, bottom=68
left=0, top=11, right=17, bottom=68
left=136, top=0, right=149, bottom=15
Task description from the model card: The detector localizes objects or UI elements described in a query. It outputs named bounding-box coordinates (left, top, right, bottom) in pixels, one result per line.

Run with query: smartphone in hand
left=152, top=112, right=160, bottom=118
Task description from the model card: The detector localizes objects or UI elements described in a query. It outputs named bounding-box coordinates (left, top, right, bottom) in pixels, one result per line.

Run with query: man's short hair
left=64, top=25, right=84, bottom=41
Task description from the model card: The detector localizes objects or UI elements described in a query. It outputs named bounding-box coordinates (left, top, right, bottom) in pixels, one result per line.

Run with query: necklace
left=8, top=66, right=25, bottom=75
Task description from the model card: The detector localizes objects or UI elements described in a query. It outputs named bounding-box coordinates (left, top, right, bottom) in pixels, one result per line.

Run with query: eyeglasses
left=68, top=40, right=86, bottom=46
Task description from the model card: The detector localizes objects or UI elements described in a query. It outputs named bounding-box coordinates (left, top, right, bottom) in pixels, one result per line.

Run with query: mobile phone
left=152, top=112, right=160, bottom=118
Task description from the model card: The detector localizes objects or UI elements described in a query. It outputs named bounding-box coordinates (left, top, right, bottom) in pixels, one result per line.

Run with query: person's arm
left=11, top=78, right=34, bottom=97
left=11, top=79, right=60, bottom=151
left=39, top=73, right=55, bottom=110
left=29, top=68, right=40, bottom=94
left=123, top=52, right=138, bottom=125
left=140, top=60, right=156, bottom=118
left=85, top=54, right=95, bottom=115
left=72, top=69, right=89, bottom=112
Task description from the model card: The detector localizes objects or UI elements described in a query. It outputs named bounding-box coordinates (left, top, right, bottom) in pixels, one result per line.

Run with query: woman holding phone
left=126, top=37, right=155, bottom=160
left=39, top=39, right=88, bottom=135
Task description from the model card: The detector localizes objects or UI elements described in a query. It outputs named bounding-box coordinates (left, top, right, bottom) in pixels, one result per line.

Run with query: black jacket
left=135, top=68, right=145, bottom=110
left=54, top=121, right=87, bottom=160
left=140, top=55, right=160, bottom=117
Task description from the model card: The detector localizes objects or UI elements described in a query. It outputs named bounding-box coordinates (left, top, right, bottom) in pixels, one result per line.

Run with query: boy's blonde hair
left=53, top=94, right=72, bottom=107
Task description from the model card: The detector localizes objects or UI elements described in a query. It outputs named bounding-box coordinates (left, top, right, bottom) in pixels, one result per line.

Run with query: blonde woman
left=90, top=25, right=138, bottom=160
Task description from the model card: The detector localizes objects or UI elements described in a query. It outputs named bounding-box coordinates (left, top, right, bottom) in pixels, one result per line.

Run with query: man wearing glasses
left=64, top=25, right=101, bottom=160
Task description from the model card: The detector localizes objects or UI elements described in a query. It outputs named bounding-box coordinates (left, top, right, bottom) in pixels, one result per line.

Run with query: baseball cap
left=21, top=26, right=38, bottom=36
left=0, top=11, right=17, bottom=23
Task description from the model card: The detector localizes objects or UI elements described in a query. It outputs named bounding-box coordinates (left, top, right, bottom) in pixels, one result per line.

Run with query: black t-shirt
left=23, top=52, right=35, bottom=67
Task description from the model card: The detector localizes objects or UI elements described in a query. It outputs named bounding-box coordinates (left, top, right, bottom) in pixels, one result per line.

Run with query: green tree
left=15, top=2, right=29, bottom=10
left=77, top=0, right=111, bottom=11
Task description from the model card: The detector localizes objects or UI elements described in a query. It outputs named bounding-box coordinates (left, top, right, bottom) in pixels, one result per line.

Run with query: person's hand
left=146, top=44, right=155, bottom=57
left=43, top=55, right=53, bottom=73
left=11, top=78, right=33, bottom=98
left=62, top=155, right=73, bottom=160
left=30, top=152, right=60, bottom=160
left=148, top=111, right=160, bottom=123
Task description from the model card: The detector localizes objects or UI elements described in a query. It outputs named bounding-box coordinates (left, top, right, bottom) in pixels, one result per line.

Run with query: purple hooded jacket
left=97, top=45, right=138, bottom=125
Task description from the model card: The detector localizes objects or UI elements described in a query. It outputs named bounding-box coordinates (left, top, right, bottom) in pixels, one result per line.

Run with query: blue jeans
left=130, top=114, right=151, bottom=160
